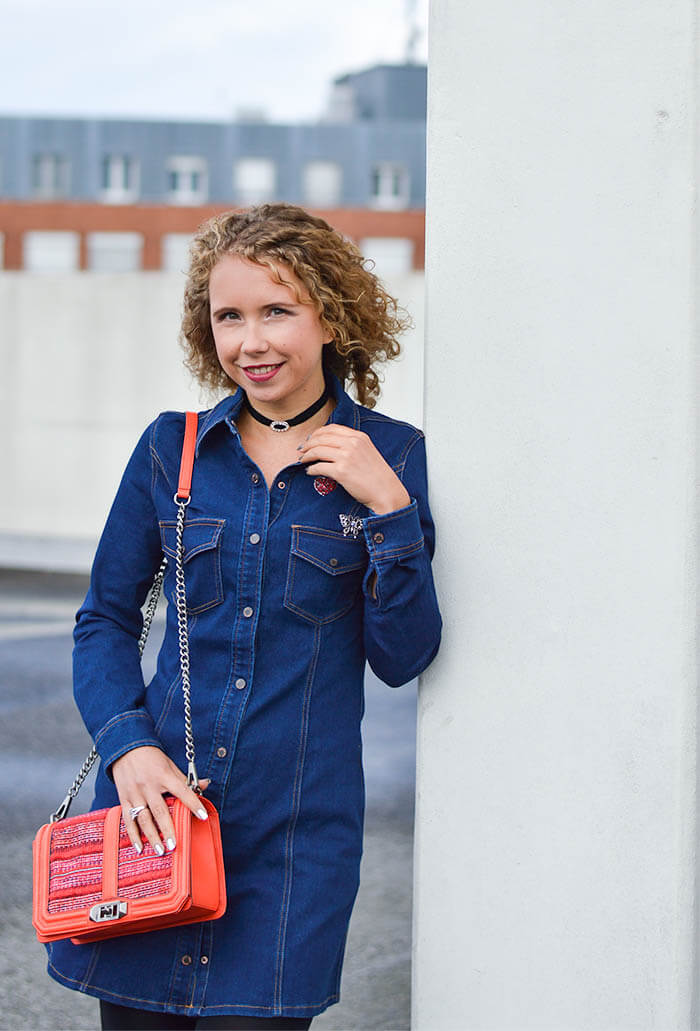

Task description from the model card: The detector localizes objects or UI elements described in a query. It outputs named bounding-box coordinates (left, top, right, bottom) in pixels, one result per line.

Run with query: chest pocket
left=159, top=518, right=225, bottom=614
left=284, top=525, right=368, bottom=625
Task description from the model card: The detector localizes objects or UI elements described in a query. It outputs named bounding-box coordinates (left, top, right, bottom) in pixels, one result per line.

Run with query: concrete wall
left=0, top=270, right=424, bottom=548
left=414, top=1, right=699, bottom=1029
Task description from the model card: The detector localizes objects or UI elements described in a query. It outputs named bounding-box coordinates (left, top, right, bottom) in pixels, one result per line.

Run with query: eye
left=216, top=310, right=240, bottom=322
left=267, top=306, right=290, bottom=317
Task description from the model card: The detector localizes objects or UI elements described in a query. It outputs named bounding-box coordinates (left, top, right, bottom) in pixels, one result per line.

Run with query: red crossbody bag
left=32, top=413, right=227, bottom=944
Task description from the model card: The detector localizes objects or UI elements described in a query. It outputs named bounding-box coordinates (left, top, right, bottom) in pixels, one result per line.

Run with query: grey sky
left=0, top=0, right=429, bottom=123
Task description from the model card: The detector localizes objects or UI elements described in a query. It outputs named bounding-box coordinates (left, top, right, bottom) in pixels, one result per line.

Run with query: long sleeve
left=72, top=421, right=165, bottom=774
left=361, top=432, right=442, bottom=687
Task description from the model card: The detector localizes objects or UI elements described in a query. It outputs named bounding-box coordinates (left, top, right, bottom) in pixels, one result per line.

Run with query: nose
left=240, top=321, right=269, bottom=355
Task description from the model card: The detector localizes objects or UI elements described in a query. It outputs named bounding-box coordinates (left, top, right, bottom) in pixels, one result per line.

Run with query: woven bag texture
left=48, top=801, right=175, bottom=914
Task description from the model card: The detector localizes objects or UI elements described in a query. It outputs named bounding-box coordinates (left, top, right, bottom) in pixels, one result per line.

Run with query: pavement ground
left=0, top=570, right=417, bottom=1031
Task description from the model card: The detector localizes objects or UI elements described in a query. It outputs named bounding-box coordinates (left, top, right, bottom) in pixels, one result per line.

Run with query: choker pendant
left=244, top=387, right=329, bottom=432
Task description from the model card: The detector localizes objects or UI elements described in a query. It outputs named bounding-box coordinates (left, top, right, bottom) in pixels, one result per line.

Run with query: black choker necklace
left=243, top=387, right=329, bottom=433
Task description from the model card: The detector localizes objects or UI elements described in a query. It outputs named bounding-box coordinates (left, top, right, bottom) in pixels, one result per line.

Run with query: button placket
left=210, top=463, right=268, bottom=772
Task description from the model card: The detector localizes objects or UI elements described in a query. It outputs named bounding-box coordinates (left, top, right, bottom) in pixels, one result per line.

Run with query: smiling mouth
left=241, top=362, right=284, bottom=382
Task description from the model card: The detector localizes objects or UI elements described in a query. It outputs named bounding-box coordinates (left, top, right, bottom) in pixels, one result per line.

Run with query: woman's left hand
left=297, top=424, right=410, bottom=514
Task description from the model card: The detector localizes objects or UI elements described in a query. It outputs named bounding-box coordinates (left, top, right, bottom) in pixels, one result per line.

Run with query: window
left=234, top=158, right=276, bottom=205
left=23, top=231, right=80, bottom=272
left=161, top=233, right=193, bottom=273
left=302, top=161, right=342, bottom=207
left=166, top=157, right=208, bottom=204
left=360, top=237, right=414, bottom=279
left=32, top=153, right=70, bottom=199
left=100, top=155, right=139, bottom=203
left=86, top=232, right=143, bottom=272
left=370, top=162, right=410, bottom=211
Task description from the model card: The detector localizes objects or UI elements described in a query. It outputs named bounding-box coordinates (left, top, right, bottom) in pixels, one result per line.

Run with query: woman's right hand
left=111, top=745, right=210, bottom=856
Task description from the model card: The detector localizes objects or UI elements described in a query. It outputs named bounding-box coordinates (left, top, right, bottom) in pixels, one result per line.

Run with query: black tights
left=99, top=1000, right=312, bottom=1030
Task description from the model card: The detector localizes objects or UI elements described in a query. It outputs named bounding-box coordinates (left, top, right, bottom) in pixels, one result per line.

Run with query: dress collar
left=195, top=372, right=359, bottom=454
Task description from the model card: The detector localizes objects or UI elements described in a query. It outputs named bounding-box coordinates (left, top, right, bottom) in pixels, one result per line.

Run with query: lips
left=242, top=363, right=283, bottom=382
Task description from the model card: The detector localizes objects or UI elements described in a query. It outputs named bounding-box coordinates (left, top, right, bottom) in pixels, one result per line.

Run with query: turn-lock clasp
left=89, top=900, right=128, bottom=923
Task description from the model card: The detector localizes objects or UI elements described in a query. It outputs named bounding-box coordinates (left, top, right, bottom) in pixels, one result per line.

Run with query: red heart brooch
left=313, top=476, right=337, bottom=496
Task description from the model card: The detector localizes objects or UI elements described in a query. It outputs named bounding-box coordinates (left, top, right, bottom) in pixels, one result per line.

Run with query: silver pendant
left=270, top=420, right=290, bottom=432
left=339, top=514, right=363, bottom=539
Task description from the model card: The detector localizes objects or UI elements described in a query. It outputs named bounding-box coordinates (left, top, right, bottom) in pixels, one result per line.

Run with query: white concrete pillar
left=414, top=2, right=699, bottom=1028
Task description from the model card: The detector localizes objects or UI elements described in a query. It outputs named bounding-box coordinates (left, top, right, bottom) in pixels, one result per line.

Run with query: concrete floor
left=0, top=569, right=416, bottom=1031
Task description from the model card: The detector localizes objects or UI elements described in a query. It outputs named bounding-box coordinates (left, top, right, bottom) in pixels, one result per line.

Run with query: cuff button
left=372, top=532, right=385, bottom=544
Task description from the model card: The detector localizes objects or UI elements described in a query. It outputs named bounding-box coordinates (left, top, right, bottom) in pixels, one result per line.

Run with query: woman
left=46, top=203, right=442, bottom=1029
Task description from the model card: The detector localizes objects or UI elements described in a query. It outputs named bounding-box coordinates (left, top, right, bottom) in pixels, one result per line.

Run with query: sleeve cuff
left=362, top=499, right=425, bottom=562
left=94, top=709, right=162, bottom=780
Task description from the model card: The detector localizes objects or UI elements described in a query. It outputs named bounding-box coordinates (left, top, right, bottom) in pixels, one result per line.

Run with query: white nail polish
left=135, top=841, right=143, bottom=855
left=197, top=808, right=208, bottom=820
left=155, top=842, right=165, bottom=856
left=166, top=838, right=176, bottom=852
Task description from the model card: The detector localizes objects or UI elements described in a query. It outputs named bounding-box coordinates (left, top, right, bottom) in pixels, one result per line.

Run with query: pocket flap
left=159, top=518, right=225, bottom=564
left=290, top=525, right=366, bottom=575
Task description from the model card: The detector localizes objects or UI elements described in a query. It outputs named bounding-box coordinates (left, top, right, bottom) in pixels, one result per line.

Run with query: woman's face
left=209, top=253, right=331, bottom=416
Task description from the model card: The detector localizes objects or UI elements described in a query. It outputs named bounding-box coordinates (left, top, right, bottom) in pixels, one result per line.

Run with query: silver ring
left=129, top=805, right=147, bottom=820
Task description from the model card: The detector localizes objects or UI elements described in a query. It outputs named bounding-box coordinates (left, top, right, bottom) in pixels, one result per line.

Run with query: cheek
left=212, top=325, right=238, bottom=353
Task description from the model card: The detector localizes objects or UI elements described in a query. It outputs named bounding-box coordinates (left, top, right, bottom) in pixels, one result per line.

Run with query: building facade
left=0, top=64, right=426, bottom=275
left=0, top=65, right=426, bottom=211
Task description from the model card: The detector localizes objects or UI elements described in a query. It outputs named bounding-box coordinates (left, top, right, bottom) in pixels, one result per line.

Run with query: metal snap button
left=235, top=678, right=246, bottom=690
left=277, top=480, right=286, bottom=490
left=251, top=473, right=260, bottom=484
left=373, top=532, right=385, bottom=544
left=329, top=557, right=338, bottom=567
left=217, top=746, right=227, bottom=758
left=249, top=532, right=261, bottom=545
left=242, top=606, right=253, bottom=618
left=181, top=955, right=192, bottom=966
left=200, top=956, right=209, bottom=965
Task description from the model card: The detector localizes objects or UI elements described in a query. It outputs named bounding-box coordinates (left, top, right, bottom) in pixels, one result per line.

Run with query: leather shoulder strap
left=176, top=411, right=198, bottom=501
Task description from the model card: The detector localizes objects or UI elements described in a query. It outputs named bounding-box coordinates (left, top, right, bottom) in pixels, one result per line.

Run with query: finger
left=122, top=802, right=145, bottom=855
left=165, top=776, right=210, bottom=824
left=298, top=426, right=360, bottom=450
left=131, top=808, right=165, bottom=857
left=304, top=461, right=340, bottom=478
left=298, top=445, right=343, bottom=467
left=297, top=438, right=344, bottom=458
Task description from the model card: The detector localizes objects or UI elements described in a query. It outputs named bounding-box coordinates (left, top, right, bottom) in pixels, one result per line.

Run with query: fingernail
left=166, top=837, right=176, bottom=852
left=134, top=840, right=143, bottom=855
left=197, top=808, right=208, bottom=820
left=155, top=842, right=165, bottom=856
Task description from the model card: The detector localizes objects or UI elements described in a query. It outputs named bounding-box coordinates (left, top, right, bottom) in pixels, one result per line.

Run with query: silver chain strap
left=50, top=497, right=197, bottom=822
left=173, top=496, right=198, bottom=791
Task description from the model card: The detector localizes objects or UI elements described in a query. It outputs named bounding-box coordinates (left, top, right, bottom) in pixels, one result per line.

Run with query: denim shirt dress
left=46, top=374, right=442, bottom=1019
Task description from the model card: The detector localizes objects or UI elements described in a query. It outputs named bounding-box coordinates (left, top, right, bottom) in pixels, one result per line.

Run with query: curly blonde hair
left=180, top=203, right=411, bottom=408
